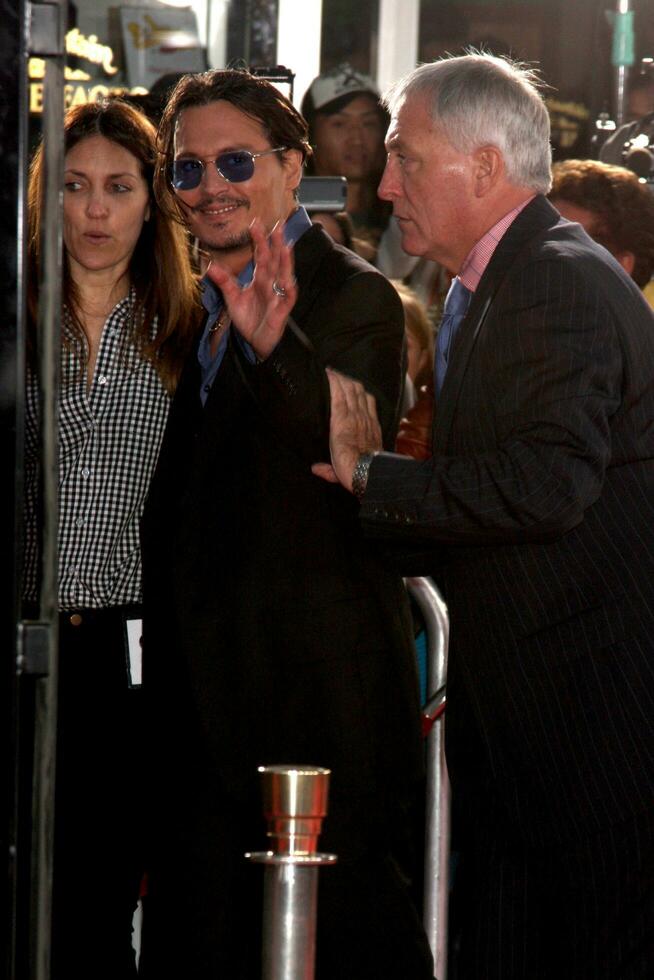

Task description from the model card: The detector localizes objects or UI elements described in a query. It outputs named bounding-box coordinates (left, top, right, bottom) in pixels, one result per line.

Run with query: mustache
left=186, top=195, right=250, bottom=213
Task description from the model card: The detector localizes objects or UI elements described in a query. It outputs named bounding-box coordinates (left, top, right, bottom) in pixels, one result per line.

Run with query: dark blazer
left=359, top=196, right=654, bottom=974
left=140, top=226, right=432, bottom=978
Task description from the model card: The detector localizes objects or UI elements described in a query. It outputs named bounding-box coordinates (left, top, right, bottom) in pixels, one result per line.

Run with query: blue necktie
left=434, top=277, right=473, bottom=396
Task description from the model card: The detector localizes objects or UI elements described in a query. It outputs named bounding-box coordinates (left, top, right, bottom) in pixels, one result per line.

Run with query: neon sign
left=65, top=28, right=118, bottom=75
left=29, top=27, right=145, bottom=114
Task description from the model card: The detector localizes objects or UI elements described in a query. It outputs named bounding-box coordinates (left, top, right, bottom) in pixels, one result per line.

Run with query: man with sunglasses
left=139, top=69, right=433, bottom=979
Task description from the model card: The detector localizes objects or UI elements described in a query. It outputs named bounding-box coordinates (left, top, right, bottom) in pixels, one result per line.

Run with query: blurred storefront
left=24, top=0, right=653, bottom=157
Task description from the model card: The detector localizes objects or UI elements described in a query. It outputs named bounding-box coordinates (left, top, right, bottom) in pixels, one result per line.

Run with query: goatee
left=202, top=229, right=252, bottom=254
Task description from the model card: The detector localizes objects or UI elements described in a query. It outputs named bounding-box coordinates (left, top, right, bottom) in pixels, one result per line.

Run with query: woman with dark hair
left=24, top=98, right=200, bottom=977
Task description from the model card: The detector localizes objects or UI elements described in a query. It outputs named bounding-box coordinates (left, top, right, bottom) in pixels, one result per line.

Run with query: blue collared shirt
left=198, top=206, right=312, bottom=405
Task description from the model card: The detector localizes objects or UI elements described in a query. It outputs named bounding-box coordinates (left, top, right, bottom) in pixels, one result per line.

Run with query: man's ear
left=473, top=145, right=503, bottom=198
left=283, top=148, right=305, bottom=193
left=615, top=250, right=636, bottom=277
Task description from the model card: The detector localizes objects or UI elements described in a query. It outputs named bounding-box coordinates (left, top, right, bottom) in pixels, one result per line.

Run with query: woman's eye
left=111, top=183, right=131, bottom=193
left=64, top=180, right=82, bottom=191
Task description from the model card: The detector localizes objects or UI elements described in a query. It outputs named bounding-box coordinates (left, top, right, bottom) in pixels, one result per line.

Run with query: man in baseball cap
left=301, top=64, right=390, bottom=247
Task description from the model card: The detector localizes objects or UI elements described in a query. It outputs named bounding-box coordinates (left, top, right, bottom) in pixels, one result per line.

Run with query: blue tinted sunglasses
left=170, top=146, right=288, bottom=190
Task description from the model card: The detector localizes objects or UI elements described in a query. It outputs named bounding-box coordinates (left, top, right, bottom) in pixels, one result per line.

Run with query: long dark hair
left=27, top=98, right=201, bottom=391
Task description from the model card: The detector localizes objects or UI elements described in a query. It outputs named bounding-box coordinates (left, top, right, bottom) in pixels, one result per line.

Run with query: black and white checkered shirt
left=23, top=294, right=171, bottom=609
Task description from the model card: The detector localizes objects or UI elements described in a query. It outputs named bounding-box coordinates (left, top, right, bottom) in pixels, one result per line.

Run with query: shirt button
left=204, top=384, right=211, bottom=392
left=81, top=467, right=90, bottom=478
left=97, top=375, right=108, bottom=386
left=75, top=517, right=85, bottom=527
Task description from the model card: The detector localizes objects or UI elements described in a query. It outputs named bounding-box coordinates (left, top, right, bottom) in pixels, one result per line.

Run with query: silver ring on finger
left=272, top=280, right=286, bottom=298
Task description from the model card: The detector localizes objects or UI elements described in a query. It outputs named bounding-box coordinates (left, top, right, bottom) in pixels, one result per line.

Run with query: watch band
left=351, top=452, right=377, bottom=499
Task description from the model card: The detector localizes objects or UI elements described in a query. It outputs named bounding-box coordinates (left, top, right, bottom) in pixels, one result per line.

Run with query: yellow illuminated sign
left=29, top=59, right=91, bottom=81
left=29, top=28, right=117, bottom=80
left=28, top=27, right=149, bottom=114
left=66, top=28, right=117, bottom=75
left=29, top=83, right=149, bottom=115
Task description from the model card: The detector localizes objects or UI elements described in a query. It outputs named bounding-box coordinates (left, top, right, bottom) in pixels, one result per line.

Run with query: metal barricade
left=247, top=579, right=449, bottom=980
left=406, top=576, right=450, bottom=980
left=246, top=765, right=337, bottom=980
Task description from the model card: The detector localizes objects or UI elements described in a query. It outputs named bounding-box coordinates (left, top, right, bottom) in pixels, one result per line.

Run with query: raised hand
left=311, top=368, right=383, bottom=491
left=206, top=217, right=298, bottom=360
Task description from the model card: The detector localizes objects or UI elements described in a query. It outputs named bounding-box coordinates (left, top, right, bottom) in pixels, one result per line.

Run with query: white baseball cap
left=302, top=64, right=380, bottom=115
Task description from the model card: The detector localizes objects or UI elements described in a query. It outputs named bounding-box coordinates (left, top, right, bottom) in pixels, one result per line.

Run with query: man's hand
left=206, top=218, right=298, bottom=360
left=311, top=369, right=383, bottom=491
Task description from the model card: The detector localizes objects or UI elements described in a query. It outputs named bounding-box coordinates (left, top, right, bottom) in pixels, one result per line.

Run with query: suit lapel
left=432, top=195, right=562, bottom=453
left=288, top=224, right=333, bottom=323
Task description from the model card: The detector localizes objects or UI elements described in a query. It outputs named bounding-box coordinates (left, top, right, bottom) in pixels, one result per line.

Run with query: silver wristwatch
left=351, top=452, right=377, bottom=499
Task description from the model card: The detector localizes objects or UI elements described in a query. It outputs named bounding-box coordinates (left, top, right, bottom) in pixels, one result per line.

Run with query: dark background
left=319, top=0, right=654, bottom=159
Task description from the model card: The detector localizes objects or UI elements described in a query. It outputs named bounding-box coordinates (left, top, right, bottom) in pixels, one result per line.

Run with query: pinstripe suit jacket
left=361, top=195, right=654, bottom=846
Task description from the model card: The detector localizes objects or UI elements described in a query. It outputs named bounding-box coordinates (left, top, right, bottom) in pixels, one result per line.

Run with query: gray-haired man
left=315, top=53, right=654, bottom=979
